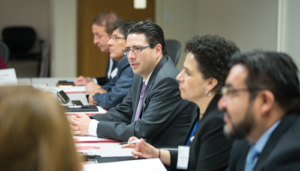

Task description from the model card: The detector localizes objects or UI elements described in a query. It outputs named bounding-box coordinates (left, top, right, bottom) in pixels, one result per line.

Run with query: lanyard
left=186, top=118, right=199, bottom=146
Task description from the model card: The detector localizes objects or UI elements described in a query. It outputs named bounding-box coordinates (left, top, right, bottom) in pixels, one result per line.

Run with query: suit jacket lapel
left=140, top=56, right=168, bottom=114
left=254, top=112, right=298, bottom=171
left=237, top=143, right=250, bottom=171
left=184, top=95, right=221, bottom=145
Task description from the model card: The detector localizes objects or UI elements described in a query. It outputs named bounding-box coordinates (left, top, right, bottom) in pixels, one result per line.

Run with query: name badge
left=177, top=146, right=190, bottom=170
left=0, top=68, right=17, bottom=85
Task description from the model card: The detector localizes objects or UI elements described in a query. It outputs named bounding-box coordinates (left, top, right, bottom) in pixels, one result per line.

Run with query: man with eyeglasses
left=218, top=51, right=300, bottom=171
left=70, top=21, right=195, bottom=147
left=74, top=11, right=121, bottom=93
left=84, top=21, right=135, bottom=110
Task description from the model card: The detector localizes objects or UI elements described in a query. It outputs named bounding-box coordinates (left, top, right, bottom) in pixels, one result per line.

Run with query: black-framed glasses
left=122, top=46, right=150, bottom=55
left=109, top=36, right=125, bottom=41
left=221, top=86, right=262, bottom=98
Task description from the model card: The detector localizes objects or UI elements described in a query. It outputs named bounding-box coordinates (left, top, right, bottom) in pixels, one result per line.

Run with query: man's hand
left=74, top=76, right=93, bottom=86
left=88, top=91, right=98, bottom=106
left=88, top=88, right=107, bottom=105
left=69, top=113, right=92, bottom=135
left=85, top=82, right=101, bottom=94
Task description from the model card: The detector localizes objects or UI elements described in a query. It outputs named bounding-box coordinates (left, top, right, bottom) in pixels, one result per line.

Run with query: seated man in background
left=75, top=11, right=122, bottom=94
left=0, top=86, right=81, bottom=171
left=218, top=51, right=300, bottom=171
left=88, top=21, right=135, bottom=110
left=70, top=22, right=195, bottom=147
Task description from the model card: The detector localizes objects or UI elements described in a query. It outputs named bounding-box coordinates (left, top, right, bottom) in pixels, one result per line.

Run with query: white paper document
left=52, top=86, right=86, bottom=93
left=73, top=136, right=119, bottom=143
left=76, top=142, right=133, bottom=157
left=83, top=158, right=167, bottom=171
left=0, top=68, right=17, bottom=85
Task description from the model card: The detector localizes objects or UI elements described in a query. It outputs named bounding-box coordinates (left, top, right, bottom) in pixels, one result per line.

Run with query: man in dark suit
left=218, top=50, right=300, bottom=171
left=75, top=11, right=121, bottom=93
left=70, top=21, right=195, bottom=147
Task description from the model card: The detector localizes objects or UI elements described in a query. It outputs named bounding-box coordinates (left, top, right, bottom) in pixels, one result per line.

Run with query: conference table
left=1, top=77, right=168, bottom=170
left=15, top=77, right=134, bottom=163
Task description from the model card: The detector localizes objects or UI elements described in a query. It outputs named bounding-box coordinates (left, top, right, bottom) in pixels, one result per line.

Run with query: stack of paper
left=73, top=136, right=119, bottom=143
left=76, top=142, right=133, bottom=157
left=83, top=158, right=167, bottom=171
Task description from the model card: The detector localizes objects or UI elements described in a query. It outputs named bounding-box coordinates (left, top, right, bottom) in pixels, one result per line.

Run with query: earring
left=205, top=90, right=211, bottom=97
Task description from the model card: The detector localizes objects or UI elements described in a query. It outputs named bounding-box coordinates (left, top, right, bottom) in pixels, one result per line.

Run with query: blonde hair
left=0, top=86, right=81, bottom=171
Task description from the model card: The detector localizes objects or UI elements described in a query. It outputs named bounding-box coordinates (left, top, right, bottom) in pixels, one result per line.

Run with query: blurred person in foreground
left=0, top=86, right=81, bottom=171
left=122, top=34, right=240, bottom=171
left=219, top=51, right=300, bottom=171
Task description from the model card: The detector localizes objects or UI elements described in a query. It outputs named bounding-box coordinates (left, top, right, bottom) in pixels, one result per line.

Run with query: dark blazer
left=93, top=56, right=134, bottom=110
left=227, top=110, right=300, bottom=171
left=91, top=56, right=196, bottom=147
left=96, top=56, right=118, bottom=85
left=169, top=95, right=234, bottom=171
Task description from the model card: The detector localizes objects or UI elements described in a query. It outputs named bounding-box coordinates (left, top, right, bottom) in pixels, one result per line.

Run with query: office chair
left=2, top=27, right=43, bottom=77
left=2, top=26, right=41, bottom=59
left=0, top=41, right=9, bottom=64
left=165, top=39, right=181, bottom=66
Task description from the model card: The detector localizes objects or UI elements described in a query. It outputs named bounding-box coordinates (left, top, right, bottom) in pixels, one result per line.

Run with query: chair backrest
left=2, top=27, right=36, bottom=53
left=165, top=39, right=181, bottom=65
left=0, top=41, right=10, bottom=64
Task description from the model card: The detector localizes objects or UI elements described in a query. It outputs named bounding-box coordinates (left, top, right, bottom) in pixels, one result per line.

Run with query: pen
left=120, top=139, right=146, bottom=145
left=68, top=105, right=89, bottom=108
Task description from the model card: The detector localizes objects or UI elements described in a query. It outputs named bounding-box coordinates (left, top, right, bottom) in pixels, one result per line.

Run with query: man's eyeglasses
left=109, top=36, right=125, bottom=41
left=221, top=86, right=262, bottom=98
left=122, top=46, right=150, bottom=55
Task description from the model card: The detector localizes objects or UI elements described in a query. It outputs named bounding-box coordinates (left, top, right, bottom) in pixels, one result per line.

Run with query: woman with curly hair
left=122, top=34, right=240, bottom=171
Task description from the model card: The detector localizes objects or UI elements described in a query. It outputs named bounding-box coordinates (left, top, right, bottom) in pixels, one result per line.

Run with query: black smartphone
left=57, top=90, right=70, bottom=104
left=72, top=100, right=83, bottom=106
left=86, top=95, right=89, bottom=102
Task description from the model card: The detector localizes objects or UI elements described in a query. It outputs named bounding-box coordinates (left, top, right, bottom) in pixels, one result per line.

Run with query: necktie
left=134, top=82, right=147, bottom=121
left=244, top=147, right=259, bottom=171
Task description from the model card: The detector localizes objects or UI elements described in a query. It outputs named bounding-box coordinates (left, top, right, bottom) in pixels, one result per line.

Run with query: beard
left=223, top=102, right=255, bottom=140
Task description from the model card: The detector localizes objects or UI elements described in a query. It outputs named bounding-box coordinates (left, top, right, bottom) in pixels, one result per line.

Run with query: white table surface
left=31, top=77, right=76, bottom=87
left=17, top=78, right=32, bottom=85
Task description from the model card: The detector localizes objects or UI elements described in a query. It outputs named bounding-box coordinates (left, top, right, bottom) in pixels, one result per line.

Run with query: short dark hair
left=185, top=34, right=240, bottom=93
left=92, top=11, right=122, bottom=35
left=230, top=50, right=300, bottom=110
left=128, top=21, right=167, bottom=56
left=113, top=21, right=136, bottom=39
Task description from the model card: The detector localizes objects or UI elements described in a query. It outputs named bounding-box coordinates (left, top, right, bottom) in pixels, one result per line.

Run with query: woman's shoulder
left=200, top=108, right=225, bottom=132
left=204, top=107, right=224, bottom=122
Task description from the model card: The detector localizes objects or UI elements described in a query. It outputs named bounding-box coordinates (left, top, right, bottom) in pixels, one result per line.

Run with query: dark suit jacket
left=169, top=95, right=234, bottom=171
left=93, top=56, right=134, bottom=110
left=91, top=56, right=196, bottom=147
left=96, top=56, right=118, bottom=85
left=227, top=110, right=300, bottom=171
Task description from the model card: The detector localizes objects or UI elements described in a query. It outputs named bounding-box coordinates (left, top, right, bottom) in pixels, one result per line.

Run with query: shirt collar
left=143, top=71, right=153, bottom=86
left=249, top=120, right=281, bottom=154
